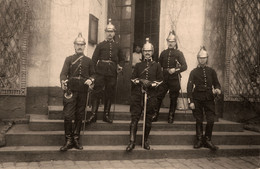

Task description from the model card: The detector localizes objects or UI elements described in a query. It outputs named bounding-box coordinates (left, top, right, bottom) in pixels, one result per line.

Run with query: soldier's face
left=105, top=30, right=115, bottom=40
left=74, top=44, right=85, bottom=54
left=143, top=50, right=153, bottom=60
left=167, top=40, right=176, bottom=49
left=198, top=57, right=208, bottom=65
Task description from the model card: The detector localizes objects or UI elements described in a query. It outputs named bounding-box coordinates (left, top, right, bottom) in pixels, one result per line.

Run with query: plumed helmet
left=74, top=33, right=86, bottom=45
left=105, top=18, right=116, bottom=31
left=142, top=38, right=154, bottom=52
left=197, top=46, right=208, bottom=58
left=166, top=30, right=176, bottom=42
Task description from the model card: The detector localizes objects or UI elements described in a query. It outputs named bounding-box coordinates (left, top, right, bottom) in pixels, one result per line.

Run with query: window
left=88, top=14, right=98, bottom=45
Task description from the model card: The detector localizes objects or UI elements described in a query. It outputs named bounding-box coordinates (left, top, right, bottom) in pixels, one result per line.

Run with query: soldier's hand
left=61, top=80, right=67, bottom=90
left=214, top=89, right=221, bottom=95
left=151, top=81, right=162, bottom=87
left=189, top=103, right=195, bottom=110
left=140, top=79, right=151, bottom=88
left=131, top=78, right=139, bottom=84
left=84, top=79, right=92, bottom=86
left=168, top=68, right=176, bottom=74
left=117, top=65, right=123, bottom=73
left=89, top=83, right=94, bottom=90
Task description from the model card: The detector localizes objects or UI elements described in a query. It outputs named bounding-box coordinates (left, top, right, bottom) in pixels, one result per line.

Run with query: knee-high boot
left=168, top=98, right=177, bottom=123
left=60, top=120, right=74, bottom=151
left=204, top=123, right=218, bottom=151
left=144, top=125, right=151, bottom=150
left=86, top=98, right=99, bottom=124
left=103, top=99, right=113, bottom=123
left=126, top=121, right=138, bottom=152
left=194, top=122, right=203, bottom=149
left=152, top=99, right=162, bottom=122
left=73, top=120, right=83, bottom=150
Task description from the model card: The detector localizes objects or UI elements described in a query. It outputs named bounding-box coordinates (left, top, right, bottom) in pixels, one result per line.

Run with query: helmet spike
left=197, top=46, right=208, bottom=58
left=74, top=32, right=86, bottom=45
left=142, top=37, right=154, bottom=52
left=105, top=18, right=116, bottom=31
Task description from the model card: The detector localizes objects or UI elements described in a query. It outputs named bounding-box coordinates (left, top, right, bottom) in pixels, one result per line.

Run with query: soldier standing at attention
left=87, top=19, right=125, bottom=124
left=60, top=33, right=95, bottom=151
left=187, top=46, right=221, bottom=151
left=152, top=30, right=187, bottom=123
left=126, top=38, right=163, bottom=152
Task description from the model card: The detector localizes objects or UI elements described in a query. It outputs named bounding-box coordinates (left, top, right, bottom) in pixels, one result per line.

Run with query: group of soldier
left=59, top=19, right=221, bottom=153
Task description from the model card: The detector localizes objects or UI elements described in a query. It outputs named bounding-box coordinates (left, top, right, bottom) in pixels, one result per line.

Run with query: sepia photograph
left=0, top=0, right=259, bottom=168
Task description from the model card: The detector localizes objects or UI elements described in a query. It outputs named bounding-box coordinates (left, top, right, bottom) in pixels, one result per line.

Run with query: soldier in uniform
left=126, top=38, right=163, bottom=152
left=187, top=46, right=221, bottom=151
left=152, top=31, right=187, bottom=123
left=87, top=19, right=125, bottom=124
left=60, top=33, right=95, bottom=151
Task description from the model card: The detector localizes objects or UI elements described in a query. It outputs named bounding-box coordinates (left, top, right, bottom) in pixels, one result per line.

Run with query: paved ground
left=0, top=156, right=259, bottom=169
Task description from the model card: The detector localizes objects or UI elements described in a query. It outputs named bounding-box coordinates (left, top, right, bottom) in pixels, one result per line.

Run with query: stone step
left=0, top=145, right=259, bottom=162
left=48, top=105, right=218, bottom=122
left=6, top=124, right=260, bottom=146
left=29, top=114, right=243, bottom=132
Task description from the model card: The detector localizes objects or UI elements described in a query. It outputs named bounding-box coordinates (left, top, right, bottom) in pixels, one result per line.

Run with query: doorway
left=134, top=0, right=160, bottom=62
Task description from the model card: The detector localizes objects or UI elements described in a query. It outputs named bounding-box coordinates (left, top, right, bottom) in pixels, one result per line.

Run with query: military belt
left=99, top=60, right=114, bottom=63
left=70, top=76, right=85, bottom=80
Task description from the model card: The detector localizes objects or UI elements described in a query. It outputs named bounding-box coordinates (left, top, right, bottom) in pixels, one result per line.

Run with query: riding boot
left=86, top=98, right=99, bottom=124
left=168, top=98, right=177, bottom=123
left=103, top=99, right=113, bottom=123
left=73, top=120, right=83, bottom=150
left=60, top=120, right=74, bottom=151
left=204, top=123, right=219, bottom=151
left=194, top=122, right=204, bottom=149
left=144, top=125, right=151, bottom=150
left=152, top=99, right=162, bottom=122
left=126, top=121, right=138, bottom=152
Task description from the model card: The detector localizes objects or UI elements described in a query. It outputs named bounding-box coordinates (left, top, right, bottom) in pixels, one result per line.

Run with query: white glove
left=117, top=65, right=123, bottom=73
left=189, top=103, right=195, bottom=110
left=84, top=79, right=93, bottom=86
left=168, top=68, right=176, bottom=74
left=61, top=80, right=68, bottom=90
left=131, top=78, right=139, bottom=84
left=213, top=88, right=221, bottom=95
left=151, top=81, right=162, bottom=87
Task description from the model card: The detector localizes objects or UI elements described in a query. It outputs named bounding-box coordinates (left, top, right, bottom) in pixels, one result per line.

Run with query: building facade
left=0, top=0, right=259, bottom=122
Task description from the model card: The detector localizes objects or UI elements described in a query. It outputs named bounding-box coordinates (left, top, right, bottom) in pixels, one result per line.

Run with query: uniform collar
left=168, top=47, right=176, bottom=50
left=197, top=64, right=207, bottom=68
left=144, top=58, right=153, bottom=62
left=105, top=39, right=114, bottom=42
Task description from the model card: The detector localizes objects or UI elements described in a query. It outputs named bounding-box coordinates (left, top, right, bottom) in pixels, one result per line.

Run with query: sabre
left=178, top=73, right=187, bottom=116
left=175, top=59, right=187, bottom=115
left=82, top=87, right=91, bottom=137
left=113, top=68, right=123, bottom=121
left=142, top=89, right=148, bottom=148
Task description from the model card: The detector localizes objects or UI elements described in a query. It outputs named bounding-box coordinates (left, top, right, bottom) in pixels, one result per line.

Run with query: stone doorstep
left=28, top=114, right=243, bottom=132
left=48, top=105, right=192, bottom=114
left=0, top=145, right=259, bottom=162
left=5, top=124, right=260, bottom=146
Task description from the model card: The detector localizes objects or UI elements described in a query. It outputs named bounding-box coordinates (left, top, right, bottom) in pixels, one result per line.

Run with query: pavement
left=0, top=156, right=259, bottom=169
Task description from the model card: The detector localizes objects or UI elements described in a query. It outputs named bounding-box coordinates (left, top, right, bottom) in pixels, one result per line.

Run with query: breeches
left=130, top=90, right=157, bottom=127
left=157, top=80, right=180, bottom=102
left=92, top=74, right=116, bottom=100
left=192, top=99, right=215, bottom=123
left=63, top=91, right=87, bottom=121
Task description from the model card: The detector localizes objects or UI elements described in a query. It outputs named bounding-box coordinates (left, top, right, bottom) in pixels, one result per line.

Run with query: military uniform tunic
left=187, top=66, right=221, bottom=123
left=91, top=40, right=125, bottom=101
left=60, top=54, right=95, bottom=120
left=130, top=59, right=163, bottom=125
left=157, top=48, right=187, bottom=112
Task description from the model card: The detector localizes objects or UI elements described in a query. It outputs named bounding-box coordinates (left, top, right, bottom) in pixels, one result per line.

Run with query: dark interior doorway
left=134, top=0, right=160, bottom=62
